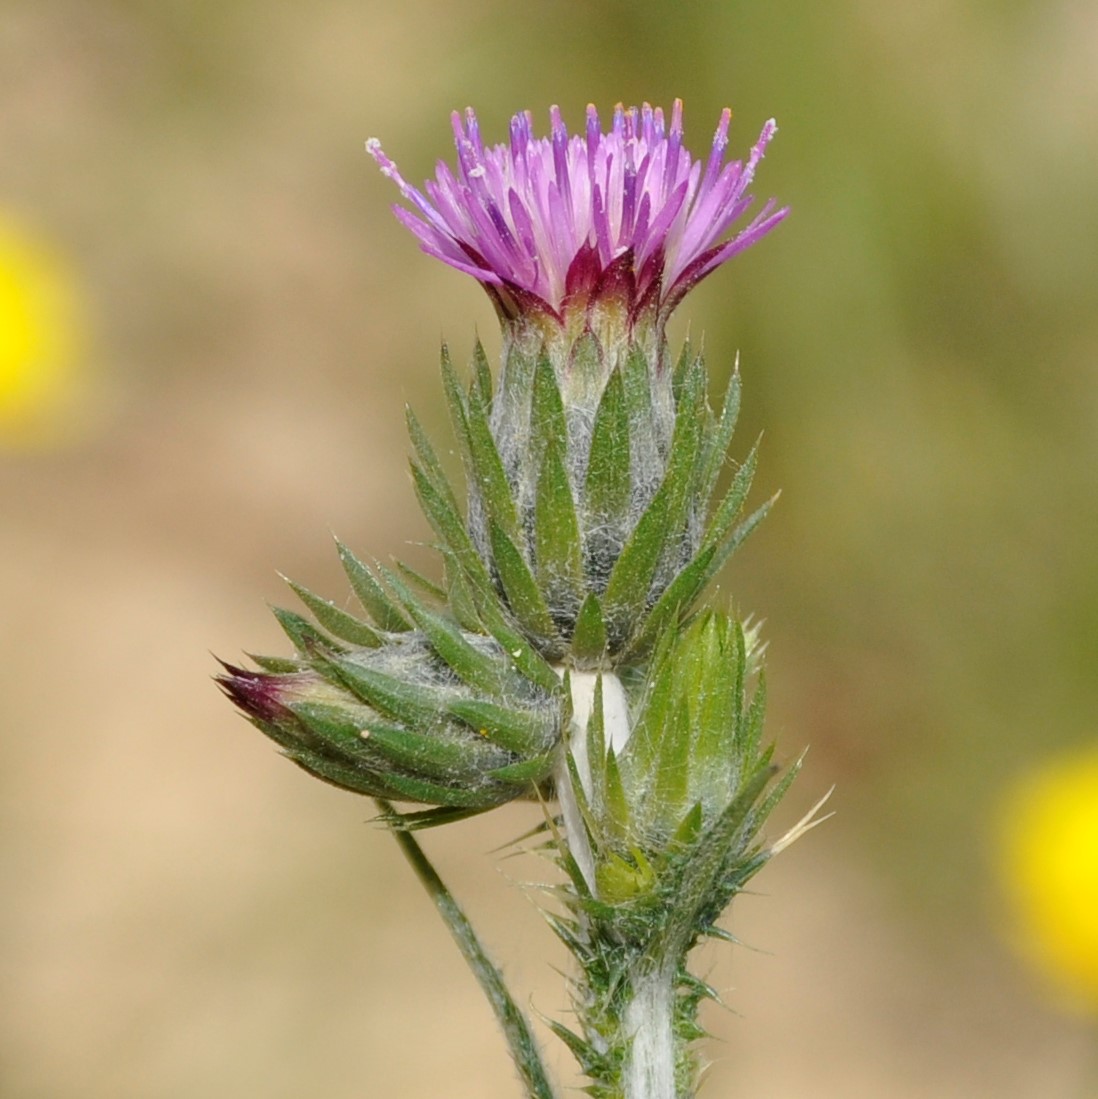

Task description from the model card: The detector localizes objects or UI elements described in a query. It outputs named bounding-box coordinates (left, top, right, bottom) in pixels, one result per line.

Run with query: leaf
left=534, top=440, right=584, bottom=604
left=584, top=367, right=631, bottom=522
left=447, top=697, right=558, bottom=755
left=410, top=462, right=494, bottom=596
left=405, top=404, right=463, bottom=518
left=569, top=593, right=608, bottom=665
left=488, top=519, right=560, bottom=646
left=284, top=576, right=383, bottom=648
left=697, top=361, right=742, bottom=508
left=332, top=660, right=445, bottom=728
left=337, top=540, right=411, bottom=632
left=457, top=355, right=522, bottom=546
left=271, top=606, right=347, bottom=656
left=530, top=353, right=567, bottom=457
left=470, top=338, right=493, bottom=407
left=364, top=723, right=505, bottom=783
left=381, top=568, right=521, bottom=698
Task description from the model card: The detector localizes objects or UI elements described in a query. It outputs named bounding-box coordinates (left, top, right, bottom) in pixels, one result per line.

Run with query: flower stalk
left=220, top=99, right=813, bottom=1098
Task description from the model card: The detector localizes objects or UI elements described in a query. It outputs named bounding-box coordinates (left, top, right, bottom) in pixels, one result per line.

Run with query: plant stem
left=377, top=800, right=558, bottom=1099
left=621, top=965, right=677, bottom=1099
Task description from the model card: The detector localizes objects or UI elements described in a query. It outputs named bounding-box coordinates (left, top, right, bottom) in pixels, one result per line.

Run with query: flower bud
left=219, top=543, right=564, bottom=821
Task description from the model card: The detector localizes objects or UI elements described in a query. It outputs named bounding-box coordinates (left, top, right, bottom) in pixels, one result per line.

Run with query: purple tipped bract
left=367, top=100, right=787, bottom=324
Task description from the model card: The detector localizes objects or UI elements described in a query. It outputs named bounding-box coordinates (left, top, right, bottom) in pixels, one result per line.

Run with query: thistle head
left=367, top=100, right=786, bottom=341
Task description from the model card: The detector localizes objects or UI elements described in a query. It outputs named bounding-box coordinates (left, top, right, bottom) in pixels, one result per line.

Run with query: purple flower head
left=367, top=100, right=787, bottom=328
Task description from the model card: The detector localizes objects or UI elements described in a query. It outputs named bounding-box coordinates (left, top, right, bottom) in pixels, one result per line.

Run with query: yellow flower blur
left=0, top=212, right=89, bottom=448
left=998, top=744, right=1098, bottom=1014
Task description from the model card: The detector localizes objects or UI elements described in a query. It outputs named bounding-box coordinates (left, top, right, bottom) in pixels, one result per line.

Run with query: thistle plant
left=220, top=99, right=823, bottom=1099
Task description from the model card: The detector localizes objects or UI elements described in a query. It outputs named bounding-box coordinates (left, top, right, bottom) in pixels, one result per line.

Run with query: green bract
left=429, top=330, right=771, bottom=668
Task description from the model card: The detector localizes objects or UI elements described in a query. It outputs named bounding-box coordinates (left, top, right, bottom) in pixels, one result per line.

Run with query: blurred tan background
left=3, top=2, right=1097, bottom=1096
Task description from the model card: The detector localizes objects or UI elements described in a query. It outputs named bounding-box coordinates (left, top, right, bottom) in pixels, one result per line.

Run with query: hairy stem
left=622, top=966, right=677, bottom=1099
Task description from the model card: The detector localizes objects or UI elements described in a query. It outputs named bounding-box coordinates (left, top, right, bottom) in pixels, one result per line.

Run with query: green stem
left=376, top=800, right=558, bottom=1099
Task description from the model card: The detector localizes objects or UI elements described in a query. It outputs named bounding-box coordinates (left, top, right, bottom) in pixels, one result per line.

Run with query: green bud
left=567, top=610, right=794, bottom=945
left=218, top=542, right=565, bottom=822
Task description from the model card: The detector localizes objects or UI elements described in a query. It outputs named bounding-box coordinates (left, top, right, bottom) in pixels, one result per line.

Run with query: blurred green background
left=3, top=1, right=1096, bottom=1096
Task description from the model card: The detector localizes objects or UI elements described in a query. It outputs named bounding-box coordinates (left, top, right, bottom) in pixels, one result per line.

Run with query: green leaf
left=585, top=674, right=607, bottom=817
left=531, top=353, right=567, bottom=457
left=447, top=697, right=558, bottom=755
left=659, top=352, right=707, bottom=532
left=271, top=606, right=347, bottom=656
left=405, top=404, right=463, bottom=519
left=488, top=519, right=560, bottom=646
left=470, top=338, right=493, bottom=407
left=395, top=560, right=447, bottom=603
left=701, top=440, right=759, bottom=551
left=671, top=339, right=694, bottom=394
left=289, top=701, right=373, bottom=754
left=534, top=440, right=584, bottom=605
left=458, top=357, right=522, bottom=547
left=364, top=723, right=505, bottom=782
left=444, top=554, right=485, bottom=633
left=410, top=462, right=494, bottom=595
left=487, top=755, right=553, bottom=784
left=465, top=580, right=562, bottom=695
left=650, top=695, right=693, bottom=826
left=741, top=672, right=768, bottom=759
left=286, top=747, right=396, bottom=798
left=601, top=488, right=670, bottom=640
left=332, top=660, right=445, bottom=728
left=619, top=544, right=717, bottom=661
left=379, top=769, right=505, bottom=808
left=584, top=367, right=631, bottom=523
left=284, top=577, right=383, bottom=648
left=620, top=343, right=655, bottom=438
left=698, top=363, right=742, bottom=508
left=570, top=593, right=608, bottom=665
left=245, top=651, right=304, bottom=673
left=380, top=568, right=520, bottom=699
left=337, top=541, right=412, bottom=632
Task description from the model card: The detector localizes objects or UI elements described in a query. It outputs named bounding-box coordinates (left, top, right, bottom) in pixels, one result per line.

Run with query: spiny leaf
left=245, top=651, right=304, bottom=674
left=380, top=769, right=506, bottom=808
left=465, top=581, right=562, bottom=695
left=284, top=576, right=382, bottom=648
left=271, top=606, right=347, bottom=656
left=395, top=560, right=447, bottom=603
left=601, top=486, right=670, bottom=637
left=470, top=338, right=493, bottom=407
left=380, top=567, right=521, bottom=698
left=364, top=723, right=505, bottom=783
left=332, top=660, right=445, bottom=728
left=702, top=439, right=759, bottom=551
left=487, top=755, right=554, bottom=784
left=584, top=367, right=631, bottom=522
left=405, top=405, right=463, bottom=519
left=489, top=519, right=561, bottom=646
left=410, top=462, right=494, bottom=596
left=530, top=353, right=567, bottom=458
left=447, top=697, right=557, bottom=756
left=461, top=357, right=522, bottom=546
left=534, top=439, right=584, bottom=605
left=570, top=593, right=608, bottom=665
left=287, top=747, right=399, bottom=798
left=337, top=540, right=412, bottom=632
left=698, top=362, right=742, bottom=507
